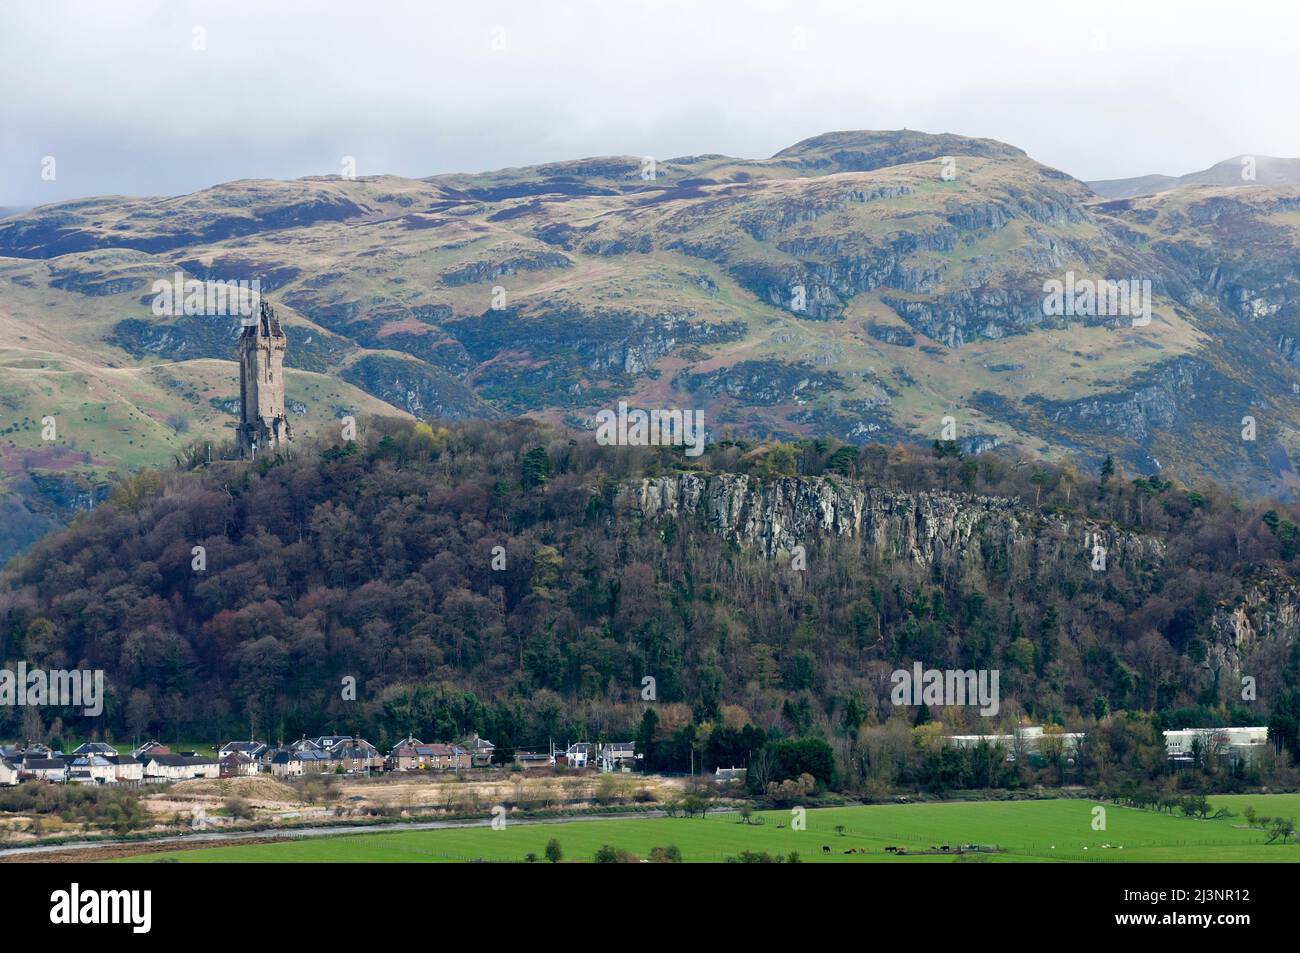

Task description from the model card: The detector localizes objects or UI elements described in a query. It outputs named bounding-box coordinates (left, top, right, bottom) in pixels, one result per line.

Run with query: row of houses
left=945, top=725, right=1272, bottom=764
left=0, top=734, right=642, bottom=785
left=263, top=736, right=639, bottom=776
left=0, top=741, right=220, bottom=786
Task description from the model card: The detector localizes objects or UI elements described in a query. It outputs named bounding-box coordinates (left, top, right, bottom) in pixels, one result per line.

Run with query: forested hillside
left=6, top=130, right=1300, bottom=566
left=4, top=420, right=1300, bottom=793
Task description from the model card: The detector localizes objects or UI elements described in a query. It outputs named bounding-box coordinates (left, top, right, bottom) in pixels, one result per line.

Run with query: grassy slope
left=113, top=797, right=1300, bottom=864
left=0, top=145, right=1208, bottom=460
left=4, top=134, right=1299, bottom=548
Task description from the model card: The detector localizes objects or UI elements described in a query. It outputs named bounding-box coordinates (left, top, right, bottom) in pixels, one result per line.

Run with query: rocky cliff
left=1207, top=570, right=1300, bottom=682
left=617, top=472, right=1164, bottom=573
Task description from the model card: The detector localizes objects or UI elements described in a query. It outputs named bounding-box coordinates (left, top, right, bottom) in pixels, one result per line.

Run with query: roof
left=149, top=755, right=216, bottom=767
left=220, top=741, right=266, bottom=753
left=24, top=758, right=66, bottom=769
left=72, top=742, right=117, bottom=755
left=391, top=743, right=446, bottom=758
left=332, top=740, right=379, bottom=756
left=107, top=755, right=140, bottom=765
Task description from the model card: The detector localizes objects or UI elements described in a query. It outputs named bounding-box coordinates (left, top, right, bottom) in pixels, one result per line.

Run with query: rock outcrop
left=1207, top=570, right=1300, bottom=679
left=617, top=472, right=1164, bottom=571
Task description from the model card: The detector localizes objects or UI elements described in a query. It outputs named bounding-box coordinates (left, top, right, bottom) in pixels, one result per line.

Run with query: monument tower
left=237, top=300, right=293, bottom=457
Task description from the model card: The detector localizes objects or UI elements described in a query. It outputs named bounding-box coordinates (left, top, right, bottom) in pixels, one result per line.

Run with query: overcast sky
left=3, top=0, right=1298, bottom=207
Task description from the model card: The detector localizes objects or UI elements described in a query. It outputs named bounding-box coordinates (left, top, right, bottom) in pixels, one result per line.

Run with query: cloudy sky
left=3, top=0, right=1298, bottom=207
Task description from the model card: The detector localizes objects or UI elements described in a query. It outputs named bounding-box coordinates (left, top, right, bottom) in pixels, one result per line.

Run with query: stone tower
left=237, top=300, right=293, bottom=457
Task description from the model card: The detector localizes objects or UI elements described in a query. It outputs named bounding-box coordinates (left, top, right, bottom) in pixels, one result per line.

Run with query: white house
left=597, top=742, right=638, bottom=771
left=144, top=754, right=220, bottom=781
left=0, top=758, right=19, bottom=786
left=23, top=757, right=68, bottom=783
left=219, top=740, right=268, bottom=761
left=268, top=750, right=304, bottom=778
left=561, top=742, right=594, bottom=768
left=108, top=755, right=144, bottom=782
left=69, top=756, right=117, bottom=784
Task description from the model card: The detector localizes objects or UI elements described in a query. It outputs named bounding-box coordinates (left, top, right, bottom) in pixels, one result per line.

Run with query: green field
left=115, top=796, right=1300, bottom=864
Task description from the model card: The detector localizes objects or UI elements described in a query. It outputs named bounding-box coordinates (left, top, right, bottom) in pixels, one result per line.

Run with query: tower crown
left=237, top=300, right=292, bottom=457
left=244, top=300, right=284, bottom=339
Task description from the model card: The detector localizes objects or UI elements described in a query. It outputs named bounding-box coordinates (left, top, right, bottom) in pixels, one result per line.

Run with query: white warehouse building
left=1164, top=727, right=1269, bottom=763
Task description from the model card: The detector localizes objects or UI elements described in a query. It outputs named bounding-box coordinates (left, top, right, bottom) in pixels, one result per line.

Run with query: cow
left=822, top=845, right=831, bottom=854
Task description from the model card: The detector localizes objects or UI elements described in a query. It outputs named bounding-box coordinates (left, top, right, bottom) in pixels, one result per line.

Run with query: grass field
left=114, top=796, right=1300, bottom=864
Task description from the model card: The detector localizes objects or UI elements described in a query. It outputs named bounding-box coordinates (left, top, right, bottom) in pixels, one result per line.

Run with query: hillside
left=3, top=130, right=1300, bottom=561
left=3, top=419, right=1300, bottom=789
left=1088, top=155, right=1300, bottom=199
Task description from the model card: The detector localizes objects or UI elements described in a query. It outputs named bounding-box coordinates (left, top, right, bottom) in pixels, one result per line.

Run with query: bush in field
left=593, top=844, right=637, bottom=863
left=224, top=797, right=254, bottom=820
left=0, top=782, right=150, bottom=833
left=594, top=773, right=626, bottom=805
left=765, top=773, right=816, bottom=806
